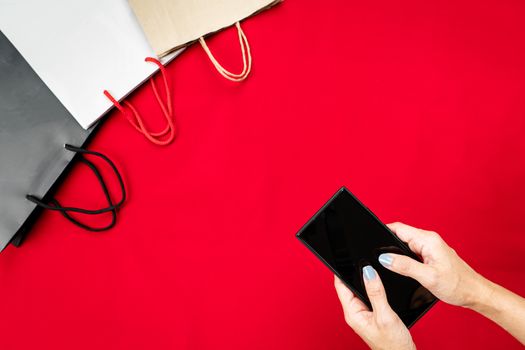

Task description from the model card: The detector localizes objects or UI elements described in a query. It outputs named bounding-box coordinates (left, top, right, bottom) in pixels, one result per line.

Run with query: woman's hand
left=377, top=222, right=491, bottom=308
left=334, top=267, right=415, bottom=350
left=379, top=222, right=525, bottom=345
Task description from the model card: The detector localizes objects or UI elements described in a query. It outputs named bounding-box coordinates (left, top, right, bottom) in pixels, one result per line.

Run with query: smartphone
left=296, top=187, right=437, bottom=327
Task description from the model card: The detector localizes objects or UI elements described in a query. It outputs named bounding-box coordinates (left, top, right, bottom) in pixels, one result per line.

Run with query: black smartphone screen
left=296, top=187, right=437, bottom=327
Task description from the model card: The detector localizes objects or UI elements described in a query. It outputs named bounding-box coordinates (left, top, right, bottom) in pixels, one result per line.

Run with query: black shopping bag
left=0, top=31, right=126, bottom=251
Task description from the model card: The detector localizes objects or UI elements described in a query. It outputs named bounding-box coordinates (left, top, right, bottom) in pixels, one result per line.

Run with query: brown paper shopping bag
left=129, top=0, right=281, bottom=81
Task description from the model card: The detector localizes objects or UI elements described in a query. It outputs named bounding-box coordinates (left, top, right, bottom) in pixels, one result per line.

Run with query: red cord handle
left=104, top=57, right=176, bottom=146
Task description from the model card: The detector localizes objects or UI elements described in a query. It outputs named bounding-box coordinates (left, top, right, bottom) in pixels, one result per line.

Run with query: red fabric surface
left=1, top=0, right=524, bottom=349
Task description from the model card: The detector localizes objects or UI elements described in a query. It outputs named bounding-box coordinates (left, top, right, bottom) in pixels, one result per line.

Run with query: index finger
left=387, top=222, right=429, bottom=254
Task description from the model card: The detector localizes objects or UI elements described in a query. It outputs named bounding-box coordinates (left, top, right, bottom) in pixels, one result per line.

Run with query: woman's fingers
left=379, top=253, right=437, bottom=288
left=387, top=222, right=425, bottom=242
left=334, top=275, right=369, bottom=327
left=387, top=222, right=434, bottom=254
left=335, top=267, right=415, bottom=350
left=362, top=265, right=393, bottom=317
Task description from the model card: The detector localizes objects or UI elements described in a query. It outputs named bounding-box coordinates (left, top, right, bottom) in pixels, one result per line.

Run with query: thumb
left=362, top=265, right=392, bottom=317
left=378, top=253, right=435, bottom=287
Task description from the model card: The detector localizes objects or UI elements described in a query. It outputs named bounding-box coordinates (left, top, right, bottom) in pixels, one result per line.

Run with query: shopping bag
left=0, top=0, right=183, bottom=132
left=0, top=31, right=126, bottom=251
left=129, top=0, right=282, bottom=81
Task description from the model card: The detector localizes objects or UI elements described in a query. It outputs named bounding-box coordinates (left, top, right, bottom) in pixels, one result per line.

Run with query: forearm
left=468, top=277, right=525, bottom=345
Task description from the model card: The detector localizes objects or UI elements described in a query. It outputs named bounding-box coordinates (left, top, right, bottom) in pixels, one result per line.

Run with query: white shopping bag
left=0, top=0, right=183, bottom=129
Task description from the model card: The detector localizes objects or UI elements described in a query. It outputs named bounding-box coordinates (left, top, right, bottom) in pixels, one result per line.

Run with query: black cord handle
left=50, top=157, right=118, bottom=231
left=26, top=144, right=126, bottom=231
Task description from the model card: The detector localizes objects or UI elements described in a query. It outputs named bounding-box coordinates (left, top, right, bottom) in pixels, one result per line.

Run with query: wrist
left=464, top=275, right=496, bottom=312
left=371, top=342, right=415, bottom=350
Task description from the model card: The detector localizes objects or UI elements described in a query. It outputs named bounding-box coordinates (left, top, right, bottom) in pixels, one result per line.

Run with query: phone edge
left=295, top=186, right=438, bottom=328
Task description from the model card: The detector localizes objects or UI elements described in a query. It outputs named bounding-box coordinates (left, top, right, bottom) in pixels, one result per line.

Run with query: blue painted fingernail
left=378, top=253, right=394, bottom=267
left=363, top=265, right=377, bottom=281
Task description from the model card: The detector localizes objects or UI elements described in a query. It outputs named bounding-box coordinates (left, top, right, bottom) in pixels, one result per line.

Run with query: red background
left=1, top=0, right=524, bottom=349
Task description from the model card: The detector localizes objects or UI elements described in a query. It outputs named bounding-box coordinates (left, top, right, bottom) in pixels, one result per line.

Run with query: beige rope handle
left=199, top=22, right=252, bottom=82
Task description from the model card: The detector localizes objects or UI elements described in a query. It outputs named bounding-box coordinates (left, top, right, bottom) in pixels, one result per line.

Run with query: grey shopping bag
left=0, top=31, right=125, bottom=251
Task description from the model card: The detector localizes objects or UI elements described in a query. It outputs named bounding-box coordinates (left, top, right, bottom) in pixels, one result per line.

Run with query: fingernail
left=378, top=253, right=394, bottom=267
left=363, top=265, right=377, bottom=281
